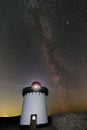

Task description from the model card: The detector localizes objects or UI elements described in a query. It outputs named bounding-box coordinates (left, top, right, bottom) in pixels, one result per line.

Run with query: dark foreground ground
left=0, top=116, right=57, bottom=130
left=0, top=124, right=57, bottom=130
left=1, top=126, right=57, bottom=130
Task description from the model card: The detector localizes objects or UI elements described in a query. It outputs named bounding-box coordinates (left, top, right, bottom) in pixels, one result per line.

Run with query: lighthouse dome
left=22, top=81, right=48, bottom=96
left=32, top=81, right=41, bottom=91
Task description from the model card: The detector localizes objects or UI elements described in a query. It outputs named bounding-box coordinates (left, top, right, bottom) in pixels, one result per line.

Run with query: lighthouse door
left=30, top=114, right=37, bottom=130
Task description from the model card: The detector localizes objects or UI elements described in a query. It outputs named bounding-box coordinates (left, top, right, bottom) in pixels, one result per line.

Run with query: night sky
left=0, top=0, right=87, bottom=117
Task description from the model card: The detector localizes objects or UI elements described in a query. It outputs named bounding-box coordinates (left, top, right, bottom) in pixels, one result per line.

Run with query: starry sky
left=0, top=0, right=87, bottom=117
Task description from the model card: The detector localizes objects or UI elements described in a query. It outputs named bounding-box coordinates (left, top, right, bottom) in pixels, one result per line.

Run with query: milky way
left=21, top=0, right=87, bottom=113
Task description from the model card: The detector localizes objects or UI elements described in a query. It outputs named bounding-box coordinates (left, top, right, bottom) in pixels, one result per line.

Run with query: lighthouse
left=20, top=81, right=48, bottom=127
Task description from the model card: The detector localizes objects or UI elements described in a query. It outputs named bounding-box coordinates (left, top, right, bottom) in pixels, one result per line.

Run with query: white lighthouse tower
left=20, top=81, right=48, bottom=127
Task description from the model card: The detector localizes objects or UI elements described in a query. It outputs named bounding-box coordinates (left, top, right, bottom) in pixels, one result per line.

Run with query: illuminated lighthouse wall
left=20, top=81, right=48, bottom=125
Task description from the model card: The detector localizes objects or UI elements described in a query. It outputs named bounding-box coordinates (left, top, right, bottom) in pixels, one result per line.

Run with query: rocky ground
left=51, top=112, right=87, bottom=130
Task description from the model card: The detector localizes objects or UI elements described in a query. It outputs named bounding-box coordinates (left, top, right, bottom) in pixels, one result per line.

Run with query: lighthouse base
left=19, top=123, right=48, bottom=130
